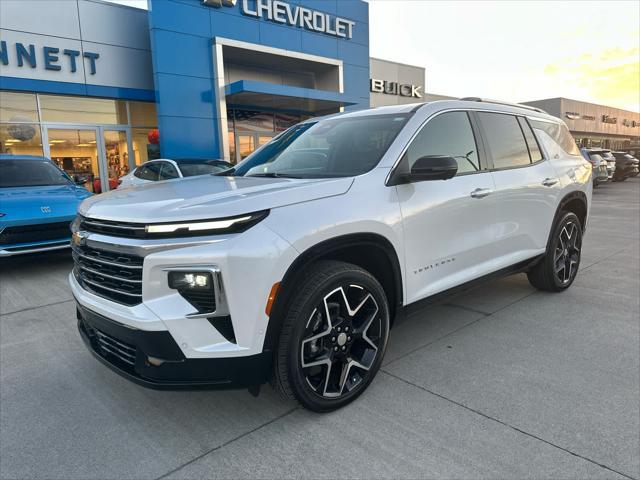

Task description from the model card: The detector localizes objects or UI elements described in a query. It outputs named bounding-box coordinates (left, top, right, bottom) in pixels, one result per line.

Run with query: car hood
left=0, top=185, right=91, bottom=225
left=79, top=175, right=354, bottom=223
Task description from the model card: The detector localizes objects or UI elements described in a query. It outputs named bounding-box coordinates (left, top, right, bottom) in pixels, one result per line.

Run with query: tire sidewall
left=286, top=266, right=390, bottom=412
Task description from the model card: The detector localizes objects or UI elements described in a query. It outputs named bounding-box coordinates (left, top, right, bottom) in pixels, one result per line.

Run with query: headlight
left=145, top=210, right=268, bottom=237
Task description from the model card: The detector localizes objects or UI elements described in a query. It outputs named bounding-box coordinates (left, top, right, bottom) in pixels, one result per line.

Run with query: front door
left=45, top=127, right=103, bottom=194
left=396, top=111, right=498, bottom=304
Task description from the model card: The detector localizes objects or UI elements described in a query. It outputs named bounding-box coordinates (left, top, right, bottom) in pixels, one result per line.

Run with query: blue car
left=0, top=155, right=92, bottom=256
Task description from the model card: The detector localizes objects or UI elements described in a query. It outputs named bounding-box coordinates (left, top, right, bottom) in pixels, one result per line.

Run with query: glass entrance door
left=46, top=128, right=102, bottom=193
left=45, top=126, right=134, bottom=194
left=234, top=132, right=274, bottom=163
left=102, top=129, right=131, bottom=190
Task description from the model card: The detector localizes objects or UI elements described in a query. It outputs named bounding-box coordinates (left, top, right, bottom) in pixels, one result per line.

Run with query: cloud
left=544, top=47, right=640, bottom=111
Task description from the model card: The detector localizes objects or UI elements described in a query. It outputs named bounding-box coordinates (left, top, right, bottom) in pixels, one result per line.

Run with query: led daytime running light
left=145, top=215, right=253, bottom=234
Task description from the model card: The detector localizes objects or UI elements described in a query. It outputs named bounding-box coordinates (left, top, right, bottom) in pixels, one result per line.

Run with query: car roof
left=303, top=98, right=559, bottom=124
left=0, top=154, right=50, bottom=161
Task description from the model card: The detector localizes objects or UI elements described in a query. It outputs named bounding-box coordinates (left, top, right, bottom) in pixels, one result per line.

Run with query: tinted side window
left=159, top=162, right=179, bottom=180
left=134, top=166, right=146, bottom=179
left=139, top=162, right=160, bottom=181
left=529, top=119, right=580, bottom=156
left=406, top=111, right=480, bottom=175
left=517, top=117, right=543, bottom=162
left=478, top=112, right=530, bottom=169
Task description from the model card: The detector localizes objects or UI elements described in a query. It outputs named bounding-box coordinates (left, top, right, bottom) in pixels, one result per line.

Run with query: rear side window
left=138, top=162, right=160, bottom=181
left=529, top=119, right=580, bottom=156
left=477, top=112, right=530, bottom=169
left=517, top=117, right=543, bottom=162
left=159, top=162, right=179, bottom=180
left=406, top=111, right=481, bottom=175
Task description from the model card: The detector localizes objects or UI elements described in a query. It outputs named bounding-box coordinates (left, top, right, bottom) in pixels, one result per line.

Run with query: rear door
left=396, top=110, right=498, bottom=304
left=476, top=112, right=560, bottom=267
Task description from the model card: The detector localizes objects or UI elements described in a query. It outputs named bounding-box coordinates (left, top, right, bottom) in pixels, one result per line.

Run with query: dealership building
left=523, top=98, right=640, bottom=151
left=0, top=0, right=376, bottom=192
left=1, top=0, right=637, bottom=194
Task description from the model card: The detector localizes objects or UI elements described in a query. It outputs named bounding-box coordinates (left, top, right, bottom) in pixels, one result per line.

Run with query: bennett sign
left=370, top=79, right=423, bottom=98
left=0, top=41, right=99, bottom=74
left=203, top=0, right=356, bottom=39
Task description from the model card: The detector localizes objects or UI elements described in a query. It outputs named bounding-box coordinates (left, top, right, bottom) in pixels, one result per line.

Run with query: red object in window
left=148, top=129, right=159, bottom=145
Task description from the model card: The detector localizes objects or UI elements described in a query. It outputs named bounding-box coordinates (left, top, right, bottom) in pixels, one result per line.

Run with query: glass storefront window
left=40, top=95, right=127, bottom=124
left=0, top=92, right=39, bottom=123
left=132, top=128, right=160, bottom=166
left=47, top=128, right=100, bottom=193
left=275, top=113, right=301, bottom=132
left=0, top=123, right=44, bottom=156
left=234, top=110, right=274, bottom=132
left=104, top=130, right=130, bottom=189
left=237, top=134, right=255, bottom=160
left=129, top=101, right=158, bottom=127
left=228, top=131, right=236, bottom=163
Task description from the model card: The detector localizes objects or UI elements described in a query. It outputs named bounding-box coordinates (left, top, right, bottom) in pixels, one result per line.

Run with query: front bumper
left=76, top=301, right=272, bottom=389
left=0, top=239, right=70, bottom=256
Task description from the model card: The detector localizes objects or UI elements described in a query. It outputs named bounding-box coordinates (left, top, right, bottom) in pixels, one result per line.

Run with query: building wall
left=148, top=0, right=370, bottom=159
left=370, top=58, right=425, bottom=107
left=523, top=98, right=640, bottom=139
left=0, top=0, right=154, bottom=100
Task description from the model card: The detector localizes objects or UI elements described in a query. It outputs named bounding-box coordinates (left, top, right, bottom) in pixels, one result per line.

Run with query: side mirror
left=403, top=155, right=458, bottom=183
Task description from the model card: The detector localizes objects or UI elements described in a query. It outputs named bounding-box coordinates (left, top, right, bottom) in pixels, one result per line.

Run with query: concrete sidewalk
left=1, top=179, right=638, bottom=480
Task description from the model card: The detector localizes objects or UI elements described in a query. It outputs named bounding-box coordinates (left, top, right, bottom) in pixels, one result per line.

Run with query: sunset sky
left=111, top=0, right=640, bottom=112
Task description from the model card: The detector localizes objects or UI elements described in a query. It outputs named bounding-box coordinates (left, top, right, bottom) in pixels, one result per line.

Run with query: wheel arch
left=545, top=190, right=588, bottom=251
left=558, top=190, right=588, bottom=231
left=263, top=233, right=403, bottom=354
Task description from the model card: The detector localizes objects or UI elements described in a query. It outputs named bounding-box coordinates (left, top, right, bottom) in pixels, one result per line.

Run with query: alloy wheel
left=300, top=284, right=382, bottom=399
left=554, top=221, right=581, bottom=284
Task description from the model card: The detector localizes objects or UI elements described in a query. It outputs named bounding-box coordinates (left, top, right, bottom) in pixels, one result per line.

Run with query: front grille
left=0, top=221, right=71, bottom=245
left=80, top=216, right=146, bottom=239
left=72, top=244, right=143, bottom=306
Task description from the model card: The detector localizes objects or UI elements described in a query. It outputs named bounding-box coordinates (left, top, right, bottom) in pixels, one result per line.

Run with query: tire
left=527, top=211, right=583, bottom=292
left=272, top=260, right=390, bottom=412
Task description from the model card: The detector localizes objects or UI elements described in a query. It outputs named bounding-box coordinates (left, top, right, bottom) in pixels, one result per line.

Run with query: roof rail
left=459, top=97, right=547, bottom=114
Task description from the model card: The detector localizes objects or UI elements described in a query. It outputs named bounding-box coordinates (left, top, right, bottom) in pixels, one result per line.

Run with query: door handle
left=470, top=188, right=493, bottom=199
left=541, top=178, right=559, bottom=187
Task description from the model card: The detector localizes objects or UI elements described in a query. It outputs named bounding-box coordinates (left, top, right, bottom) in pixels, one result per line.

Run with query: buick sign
left=203, top=0, right=356, bottom=39
left=370, top=79, right=423, bottom=98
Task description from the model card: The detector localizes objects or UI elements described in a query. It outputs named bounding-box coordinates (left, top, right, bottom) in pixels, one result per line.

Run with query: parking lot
left=1, top=178, right=638, bottom=480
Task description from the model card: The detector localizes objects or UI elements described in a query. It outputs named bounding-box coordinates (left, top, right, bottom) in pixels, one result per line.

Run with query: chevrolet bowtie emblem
left=202, top=0, right=237, bottom=7
left=72, top=231, right=87, bottom=246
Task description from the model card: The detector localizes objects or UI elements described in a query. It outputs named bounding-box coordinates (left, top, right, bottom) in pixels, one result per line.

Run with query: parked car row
left=0, top=155, right=232, bottom=256
left=581, top=147, right=639, bottom=185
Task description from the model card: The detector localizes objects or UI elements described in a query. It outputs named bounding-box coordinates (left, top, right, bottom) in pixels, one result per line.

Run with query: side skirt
left=397, top=255, right=544, bottom=320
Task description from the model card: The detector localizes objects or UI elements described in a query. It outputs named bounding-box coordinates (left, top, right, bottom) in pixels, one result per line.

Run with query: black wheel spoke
left=300, top=284, right=382, bottom=399
left=554, top=220, right=581, bottom=285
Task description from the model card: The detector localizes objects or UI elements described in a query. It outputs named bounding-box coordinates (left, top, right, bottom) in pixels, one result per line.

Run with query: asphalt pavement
left=1, top=178, right=638, bottom=480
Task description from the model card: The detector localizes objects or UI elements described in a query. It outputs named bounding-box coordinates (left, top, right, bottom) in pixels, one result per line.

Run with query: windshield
left=0, top=159, right=71, bottom=188
left=233, top=113, right=411, bottom=178
left=178, top=161, right=232, bottom=177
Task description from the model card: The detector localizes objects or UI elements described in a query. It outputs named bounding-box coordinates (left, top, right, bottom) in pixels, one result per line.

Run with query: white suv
left=70, top=99, right=592, bottom=412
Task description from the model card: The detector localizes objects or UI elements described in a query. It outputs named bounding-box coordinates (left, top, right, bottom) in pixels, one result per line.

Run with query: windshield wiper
left=247, top=173, right=302, bottom=179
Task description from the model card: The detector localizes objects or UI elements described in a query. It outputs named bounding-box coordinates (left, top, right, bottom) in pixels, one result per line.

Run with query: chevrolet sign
left=204, top=0, right=356, bottom=39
